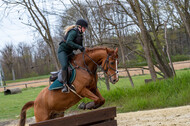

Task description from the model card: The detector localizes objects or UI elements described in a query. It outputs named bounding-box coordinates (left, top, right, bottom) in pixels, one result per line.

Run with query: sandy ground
left=1, top=105, right=190, bottom=126
left=0, top=60, right=190, bottom=126
left=116, top=105, right=190, bottom=126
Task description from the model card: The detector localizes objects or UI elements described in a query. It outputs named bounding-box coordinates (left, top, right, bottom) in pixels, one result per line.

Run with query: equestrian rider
left=58, top=19, right=88, bottom=93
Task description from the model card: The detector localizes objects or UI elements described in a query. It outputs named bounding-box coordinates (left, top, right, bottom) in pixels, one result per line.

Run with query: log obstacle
left=29, top=107, right=117, bottom=126
left=4, top=88, right=22, bottom=95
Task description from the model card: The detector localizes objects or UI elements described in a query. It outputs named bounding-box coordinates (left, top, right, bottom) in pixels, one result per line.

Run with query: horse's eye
left=110, top=62, right=114, bottom=65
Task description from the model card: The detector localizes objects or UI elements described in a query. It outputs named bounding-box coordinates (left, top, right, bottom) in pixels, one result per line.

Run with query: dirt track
left=117, top=105, right=190, bottom=126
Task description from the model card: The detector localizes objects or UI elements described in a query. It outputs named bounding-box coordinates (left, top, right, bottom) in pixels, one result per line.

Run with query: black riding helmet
left=76, top=19, right=88, bottom=28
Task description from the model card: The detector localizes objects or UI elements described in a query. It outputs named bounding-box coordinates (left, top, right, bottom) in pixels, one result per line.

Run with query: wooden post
left=142, top=68, right=144, bottom=75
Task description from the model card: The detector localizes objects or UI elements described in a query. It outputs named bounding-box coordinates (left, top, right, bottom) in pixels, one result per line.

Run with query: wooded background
left=0, top=0, right=189, bottom=81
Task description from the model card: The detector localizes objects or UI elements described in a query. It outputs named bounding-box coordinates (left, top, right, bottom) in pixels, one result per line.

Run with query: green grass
left=0, top=86, right=46, bottom=120
left=171, top=55, right=190, bottom=62
left=0, top=69, right=190, bottom=121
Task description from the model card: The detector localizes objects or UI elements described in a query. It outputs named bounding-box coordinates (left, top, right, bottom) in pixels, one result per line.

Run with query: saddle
left=48, top=63, right=76, bottom=90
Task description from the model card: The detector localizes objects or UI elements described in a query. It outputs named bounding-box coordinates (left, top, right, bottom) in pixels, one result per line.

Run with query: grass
left=0, top=69, right=190, bottom=121
left=0, top=86, right=45, bottom=120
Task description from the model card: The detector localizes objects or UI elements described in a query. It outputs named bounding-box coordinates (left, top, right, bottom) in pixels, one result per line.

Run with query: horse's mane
left=85, top=46, right=112, bottom=52
left=73, top=46, right=114, bottom=58
left=71, top=46, right=117, bottom=63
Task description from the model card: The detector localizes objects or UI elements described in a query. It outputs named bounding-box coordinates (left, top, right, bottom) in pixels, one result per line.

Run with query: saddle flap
left=49, top=63, right=76, bottom=84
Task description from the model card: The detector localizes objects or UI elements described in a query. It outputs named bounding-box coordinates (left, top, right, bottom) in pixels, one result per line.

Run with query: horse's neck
left=75, top=50, right=107, bottom=73
left=86, top=50, right=106, bottom=65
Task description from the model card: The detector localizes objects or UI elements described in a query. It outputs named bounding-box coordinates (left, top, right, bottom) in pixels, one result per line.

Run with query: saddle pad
left=68, top=63, right=76, bottom=84
left=48, top=79, right=63, bottom=90
left=48, top=63, right=76, bottom=90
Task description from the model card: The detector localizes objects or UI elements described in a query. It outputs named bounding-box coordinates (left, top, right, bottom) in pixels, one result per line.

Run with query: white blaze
left=116, top=60, right=119, bottom=79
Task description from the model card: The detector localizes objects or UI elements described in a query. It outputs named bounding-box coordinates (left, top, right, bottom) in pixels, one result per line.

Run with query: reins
left=77, top=51, right=118, bottom=79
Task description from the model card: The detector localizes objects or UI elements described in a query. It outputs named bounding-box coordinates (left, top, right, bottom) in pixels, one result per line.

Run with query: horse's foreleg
left=85, top=89, right=105, bottom=109
left=79, top=88, right=101, bottom=109
left=92, top=89, right=105, bottom=109
left=79, top=88, right=105, bottom=110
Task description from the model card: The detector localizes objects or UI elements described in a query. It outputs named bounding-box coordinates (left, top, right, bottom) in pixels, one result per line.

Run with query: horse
left=19, top=47, right=119, bottom=126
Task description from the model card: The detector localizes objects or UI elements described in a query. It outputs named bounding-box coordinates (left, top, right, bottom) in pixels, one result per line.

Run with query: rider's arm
left=66, top=30, right=83, bottom=49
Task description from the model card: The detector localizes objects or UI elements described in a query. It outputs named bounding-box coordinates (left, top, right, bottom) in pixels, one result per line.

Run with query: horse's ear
left=115, top=48, right=118, bottom=54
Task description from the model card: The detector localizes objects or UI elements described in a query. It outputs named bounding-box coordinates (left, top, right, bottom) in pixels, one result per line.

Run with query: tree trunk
left=49, top=41, right=60, bottom=70
left=104, top=73, right=110, bottom=91
left=134, top=0, right=157, bottom=81
left=12, top=67, right=15, bottom=80
left=124, top=66, right=134, bottom=87
left=164, top=21, right=176, bottom=76
left=141, top=0, right=174, bottom=78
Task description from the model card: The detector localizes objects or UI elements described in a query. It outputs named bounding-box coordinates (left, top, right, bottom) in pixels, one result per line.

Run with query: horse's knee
left=95, top=97, right=105, bottom=105
left=101, top=98, right=105, bottom=104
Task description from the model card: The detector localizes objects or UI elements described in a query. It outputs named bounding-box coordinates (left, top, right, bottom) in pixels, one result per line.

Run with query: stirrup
left=61, top=84, right=70, bottom=93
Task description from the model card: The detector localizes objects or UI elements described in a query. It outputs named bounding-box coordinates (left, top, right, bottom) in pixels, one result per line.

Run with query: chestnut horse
left=19, top=47, right=119, bottom=126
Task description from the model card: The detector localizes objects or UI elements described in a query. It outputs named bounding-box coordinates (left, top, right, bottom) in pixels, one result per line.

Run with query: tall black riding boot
left=60, top=70, right=69, bottom=93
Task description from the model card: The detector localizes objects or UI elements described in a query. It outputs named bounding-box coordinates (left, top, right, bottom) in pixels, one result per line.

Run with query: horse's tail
left=19, top=101, right=34, bottom=126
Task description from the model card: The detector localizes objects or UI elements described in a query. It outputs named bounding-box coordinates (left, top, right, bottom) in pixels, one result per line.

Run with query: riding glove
left=79, top=46, right=85, bottom=52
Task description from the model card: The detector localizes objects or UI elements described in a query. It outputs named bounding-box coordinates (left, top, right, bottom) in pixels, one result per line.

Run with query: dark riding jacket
left=58, top=28, right=83, bottom=54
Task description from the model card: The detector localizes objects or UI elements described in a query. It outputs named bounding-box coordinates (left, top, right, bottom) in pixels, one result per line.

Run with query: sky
left=0, top=0, right=71, bottom=50
left=0, top=13, right=34, bottom=49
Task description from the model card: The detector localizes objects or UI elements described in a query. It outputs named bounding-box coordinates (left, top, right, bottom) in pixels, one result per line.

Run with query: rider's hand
left=79, top=46, right=85, bottom=52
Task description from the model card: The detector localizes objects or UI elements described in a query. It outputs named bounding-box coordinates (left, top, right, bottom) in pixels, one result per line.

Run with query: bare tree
left=0, top=44, right=16, bottom=80
left=2, top=0, right=60, bottom=70
left=116, top=0, right=157, bottom=80
left=116, top=0, right=175, bottom=80
left=96, top=0, right=134, bottom=87
left=171, top=0, right=190, bottom=38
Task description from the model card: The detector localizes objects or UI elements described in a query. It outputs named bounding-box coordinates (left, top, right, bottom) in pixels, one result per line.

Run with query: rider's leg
left=60, top=70, right=68, bottom=92
left=58, top=51, right=69, bottom=93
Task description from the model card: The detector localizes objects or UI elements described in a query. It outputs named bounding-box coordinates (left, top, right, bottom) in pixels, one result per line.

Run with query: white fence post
left=0, top=62, right=5, bottom=86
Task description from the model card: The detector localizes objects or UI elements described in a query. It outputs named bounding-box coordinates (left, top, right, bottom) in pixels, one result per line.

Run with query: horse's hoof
left=78, top=102, right=86, bottom=110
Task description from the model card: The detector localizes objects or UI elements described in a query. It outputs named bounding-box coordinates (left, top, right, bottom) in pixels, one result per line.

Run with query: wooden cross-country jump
left=29, top=107, right=117, bottom=126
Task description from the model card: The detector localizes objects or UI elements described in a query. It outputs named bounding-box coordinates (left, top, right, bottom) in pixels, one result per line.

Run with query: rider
left=58, top=19, right=88, bottom=93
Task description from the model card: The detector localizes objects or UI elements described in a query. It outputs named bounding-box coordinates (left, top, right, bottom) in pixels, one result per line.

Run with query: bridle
left=78, top=51, right=118, bottom=79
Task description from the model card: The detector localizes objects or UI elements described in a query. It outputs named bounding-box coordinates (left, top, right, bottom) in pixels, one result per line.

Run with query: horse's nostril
left=113, top=79, right=116, bottom=83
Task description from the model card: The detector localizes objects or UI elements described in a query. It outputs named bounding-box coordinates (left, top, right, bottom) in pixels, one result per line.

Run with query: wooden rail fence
left=0, top=80, right=48, bottom=91
left=29, top=107, right=117, bottom=126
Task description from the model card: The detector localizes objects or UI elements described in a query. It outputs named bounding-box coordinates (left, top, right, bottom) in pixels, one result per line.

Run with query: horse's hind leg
left=34, top=108, right=50, bottom=122
left=49, top=111, right=65, bottom=119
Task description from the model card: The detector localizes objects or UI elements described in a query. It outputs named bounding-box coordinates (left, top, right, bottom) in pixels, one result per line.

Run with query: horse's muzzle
left=110, top=78, right=119, bottom=84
